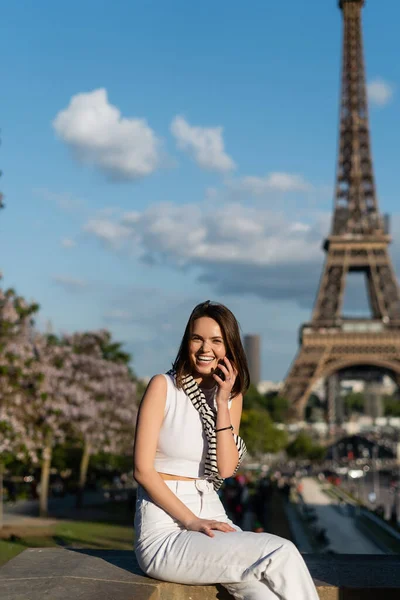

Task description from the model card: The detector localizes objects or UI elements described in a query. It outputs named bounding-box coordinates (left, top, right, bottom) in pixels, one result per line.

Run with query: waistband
left=138, top=478, right=215, bottom=498
left=165, top=479, right=215, bottom=494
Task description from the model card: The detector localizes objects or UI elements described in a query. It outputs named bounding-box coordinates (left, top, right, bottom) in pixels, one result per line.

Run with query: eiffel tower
left=282, top=0, right=400, bottom=421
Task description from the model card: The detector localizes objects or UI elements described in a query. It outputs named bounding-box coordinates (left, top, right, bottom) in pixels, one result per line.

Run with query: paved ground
left=301, top=477, right=383, bottom=554
left=1, top=513, right=58, bottom=528
left=341, top=471, right=400, bottom=521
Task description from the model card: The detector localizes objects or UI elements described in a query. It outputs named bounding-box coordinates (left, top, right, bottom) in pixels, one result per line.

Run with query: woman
left=133, top=300, right=318, bottom=600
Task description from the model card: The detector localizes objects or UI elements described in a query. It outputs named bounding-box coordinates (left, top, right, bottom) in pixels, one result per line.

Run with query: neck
left=193, top=373, right=215, bottom=389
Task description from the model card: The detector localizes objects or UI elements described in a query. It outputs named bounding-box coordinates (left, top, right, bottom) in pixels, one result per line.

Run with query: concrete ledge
left=0, top=548, right=399, bottom=599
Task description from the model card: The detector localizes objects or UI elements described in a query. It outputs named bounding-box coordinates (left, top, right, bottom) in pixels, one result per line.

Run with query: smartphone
left=214, top=365, right=225, bottom=381
left=214, top=356, right=232, bottom=381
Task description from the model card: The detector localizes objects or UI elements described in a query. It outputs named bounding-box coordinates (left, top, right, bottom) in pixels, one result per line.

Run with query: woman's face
left=189, top=317, right=226, bottom=378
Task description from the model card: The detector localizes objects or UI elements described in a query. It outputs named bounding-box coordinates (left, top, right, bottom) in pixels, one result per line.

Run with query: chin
left=192, top=361, right=215, bottom=376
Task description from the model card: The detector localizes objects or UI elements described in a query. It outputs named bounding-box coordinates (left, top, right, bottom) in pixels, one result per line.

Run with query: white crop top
left=154, top=373, right=232, bottom=478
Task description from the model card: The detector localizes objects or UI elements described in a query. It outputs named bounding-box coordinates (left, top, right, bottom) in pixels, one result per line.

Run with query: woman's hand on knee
left=185, top=518, right=236, bottom=537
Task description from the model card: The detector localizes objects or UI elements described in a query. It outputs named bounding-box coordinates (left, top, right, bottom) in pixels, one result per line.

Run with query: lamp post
left=372, top=444, right=379, bottom=505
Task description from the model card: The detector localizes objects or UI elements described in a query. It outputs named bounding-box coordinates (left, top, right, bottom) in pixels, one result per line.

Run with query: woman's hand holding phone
left=213, top=356, right=237, bottom=402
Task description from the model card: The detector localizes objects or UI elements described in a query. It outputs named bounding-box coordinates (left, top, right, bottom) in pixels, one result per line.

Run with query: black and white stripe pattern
left=167, top=369, right=247, bottom=491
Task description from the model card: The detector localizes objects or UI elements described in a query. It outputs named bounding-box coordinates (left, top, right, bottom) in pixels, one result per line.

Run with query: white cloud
left=83, top=201, right=329, bottom=305
left=367, top=78, right=394, bottom=107
left=170, top=116, right=235, bottom=173
left=53, top=88, right=162, bottom=180
left=229, top=172, right=312, bottom=195
left=83, top=217, right=132, bottom=248
left=52, top=275, right=88, bottom=291
left=61, top=238, right=76, bottom=248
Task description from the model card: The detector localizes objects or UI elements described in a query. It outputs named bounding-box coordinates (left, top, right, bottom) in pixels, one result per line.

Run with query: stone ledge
left=0, top=548, right=399, bottom=600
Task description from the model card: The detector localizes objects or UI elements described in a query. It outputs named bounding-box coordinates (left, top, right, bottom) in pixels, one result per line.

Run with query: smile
left=196, top=356, right=215, bottom=363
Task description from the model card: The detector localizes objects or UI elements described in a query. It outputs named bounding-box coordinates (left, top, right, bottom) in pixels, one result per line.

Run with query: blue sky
left=2, top=0, right=400, bottom=381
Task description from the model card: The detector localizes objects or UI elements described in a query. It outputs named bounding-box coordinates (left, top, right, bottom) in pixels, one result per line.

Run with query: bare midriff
left=158, top=472, right=198, bottom=481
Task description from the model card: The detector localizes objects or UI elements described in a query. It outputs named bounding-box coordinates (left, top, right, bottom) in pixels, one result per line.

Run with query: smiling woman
left=173, top=301, right=248, bottom=397
left=133, top=300, right=319, bottom=599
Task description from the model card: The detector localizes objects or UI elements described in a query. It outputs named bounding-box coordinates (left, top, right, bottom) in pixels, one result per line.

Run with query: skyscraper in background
left=244, top=334, right=261, bottom=386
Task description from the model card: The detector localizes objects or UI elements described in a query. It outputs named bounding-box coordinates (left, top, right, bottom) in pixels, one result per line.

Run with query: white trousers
left=134, top=479, right=319, bottom=600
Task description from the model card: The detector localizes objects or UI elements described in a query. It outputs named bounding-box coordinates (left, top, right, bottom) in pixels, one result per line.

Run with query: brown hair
left=172, top=300, right=250, bottom=397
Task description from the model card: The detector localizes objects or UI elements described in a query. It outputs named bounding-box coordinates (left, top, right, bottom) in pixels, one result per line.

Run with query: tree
left=61, top=331, right=138, bottom=506
left=16, top=329, right=138, bottom=515
left=243, top=384, right=265, bottom=410
left=286, top=431, right=326, bottom=462
left=383, top=395, right=400, bottom=417
left=28, top=332, right=78, bottom=517
left=240, top=408, right=288, bottom=457
left=265, top=394, right=290, bottom=423
left=344, top=392, right=364, bottom=415
left=0, top=286, right=40, bottom=527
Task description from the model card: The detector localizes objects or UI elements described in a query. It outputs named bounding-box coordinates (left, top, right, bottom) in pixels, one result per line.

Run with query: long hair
left=173, top=300, right=250, bottom=397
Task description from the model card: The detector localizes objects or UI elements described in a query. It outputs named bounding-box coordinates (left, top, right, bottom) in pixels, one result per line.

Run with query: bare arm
left=133, top=375, right=235, bottom=537
left=213, top=357, right=243, bottom=478
left=215, top=392, right=243, bottom=478
left=133, top=375, right=197, bottom=527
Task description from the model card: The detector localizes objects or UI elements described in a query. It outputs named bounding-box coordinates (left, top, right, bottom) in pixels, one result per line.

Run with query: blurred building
left=257, top=380, right=283, bottom=395
left=340, top=375, right=396, bottom=396
left=364, top=382, right=384, bottom=421
left=244, top=334, right=261, bottom=386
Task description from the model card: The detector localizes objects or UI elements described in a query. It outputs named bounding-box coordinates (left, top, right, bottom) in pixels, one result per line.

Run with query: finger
left=217, top=525, right=234, bottom=533
left=223, top=357, right=236, bottom=378
left=216, top=363, right=229, bottom=376
left=212, top=372, right=224, bottom=384
left=211, top=521, right=234, bottom=532
left=222, top=523, right=236, bottom=532
left=223, top=356, right=233, bottom=372
left=201, top=526, right=214, bottom=538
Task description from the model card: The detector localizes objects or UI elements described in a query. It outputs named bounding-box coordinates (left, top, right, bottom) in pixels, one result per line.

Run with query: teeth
left=197, top=356, right=214, bottom=362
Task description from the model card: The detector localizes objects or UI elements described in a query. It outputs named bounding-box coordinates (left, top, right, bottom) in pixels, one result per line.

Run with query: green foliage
left=383, top=396, right=400, bottom=417
left=136, top=378, right=148, bottom=401
left=243, top=387, right=290, bottom=423
left=265, top=394, right=290, bottom=423
left=243, top=384, right=265, bottom=410
left=286, top=431, right=326, bottom=462
left=90, top=450, right=132, bottom=473
left=101, top=340, right=131, bottom=366
left=344, top=392, right=364, bottom=415
left=240, top=408, right=288, bottom=456
left=51, top=440, right=83, bottom=472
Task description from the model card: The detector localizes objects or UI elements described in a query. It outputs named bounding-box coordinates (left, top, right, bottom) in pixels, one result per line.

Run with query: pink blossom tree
left=61, top=331, right=137, bottom=506
left=0, top=285, right=138, bottom=518
left=0, top=286, right=40, bottom=526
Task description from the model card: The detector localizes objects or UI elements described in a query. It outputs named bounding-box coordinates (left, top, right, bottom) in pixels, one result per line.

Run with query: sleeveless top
left=153, top=373, right=232, bottom=478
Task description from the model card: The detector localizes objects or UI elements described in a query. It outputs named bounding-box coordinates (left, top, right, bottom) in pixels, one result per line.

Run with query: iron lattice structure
left=282, top=0, right=400, bottom=420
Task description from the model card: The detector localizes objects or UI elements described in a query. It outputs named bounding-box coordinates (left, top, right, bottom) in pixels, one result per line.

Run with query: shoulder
left=150, top=373, right=168, bottom=386
left=229, top=392, right=243, bottom=413
left=140, top=374, right=168, bottom=405
left=137, top=375, right=169, bottom=421
left=231, top=392, right=243, bottom=404
left=145, top=374, right=168, bottom=394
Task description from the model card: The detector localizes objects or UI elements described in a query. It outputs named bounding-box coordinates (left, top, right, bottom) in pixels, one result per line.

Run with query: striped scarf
left=167, top=369, right=247, bottom=490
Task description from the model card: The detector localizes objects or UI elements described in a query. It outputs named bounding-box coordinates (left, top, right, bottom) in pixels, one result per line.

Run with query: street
left=300, top=477, right=383, bottom=554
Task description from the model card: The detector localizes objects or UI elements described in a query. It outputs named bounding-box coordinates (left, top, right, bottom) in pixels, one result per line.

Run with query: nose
left=200, top=340, right=212, bottom=352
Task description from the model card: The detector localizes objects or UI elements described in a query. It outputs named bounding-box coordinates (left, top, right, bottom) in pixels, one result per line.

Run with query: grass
left=0, top=519, right=134, bottom=567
